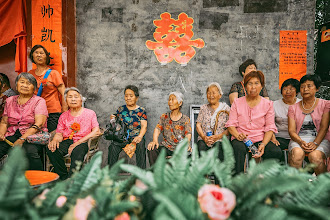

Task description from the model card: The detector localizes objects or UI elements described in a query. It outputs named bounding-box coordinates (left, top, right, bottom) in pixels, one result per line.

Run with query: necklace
left=302, top=98, right=316, bottom=111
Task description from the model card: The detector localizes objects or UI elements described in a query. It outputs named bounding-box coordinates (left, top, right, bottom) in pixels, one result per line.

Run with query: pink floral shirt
left=56, top=108, right=99, bottom=143
left=225, top=96, right=277, bottom=143
left=3, top=95, right=48, bottom=137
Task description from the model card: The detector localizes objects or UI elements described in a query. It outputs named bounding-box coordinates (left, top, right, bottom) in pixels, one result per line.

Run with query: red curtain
left=0, top=0, right=27, bottom=73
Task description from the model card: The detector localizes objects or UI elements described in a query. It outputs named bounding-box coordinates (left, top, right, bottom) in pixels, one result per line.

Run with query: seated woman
left=0, top=72, right=48, bottom=170
left=148, top=92, right=191, bottom=165
left=226, top=71, right=282, bottom=174
left=272, top=78, right=301, bottom=162
left=196, top=82, right=230, bottom=160
left=288, top=74, right=330, bottom=175
left=229, top=59, right=269, bottom=105
left=47, top=87, right=100, bottom=180
left=108, top=85, right=147, bottom=169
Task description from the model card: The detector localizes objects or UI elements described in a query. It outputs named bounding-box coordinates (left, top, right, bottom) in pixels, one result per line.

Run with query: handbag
left=26, top=125, right=50, bottom=145
left=103, top=117, right=129, bottom=143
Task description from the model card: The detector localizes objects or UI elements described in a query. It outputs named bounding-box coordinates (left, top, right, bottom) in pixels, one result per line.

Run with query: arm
left=308, top=111, right=330, bottom=150
left=0, top=116, right=8, bottom=140
left=196, top=122, right=207, bottom=142
left=57, top=84, right=68, bottom=112
left=68, top=126, right=100, bottom=155
left=133, top=120, right=147, bottom=144
left=288, top=116, right=309, bottom=151
left=229, top=92, right=238, bottom=105
left=271, top=133, right=280, bottom=146
left=147, top=127, right=161, bottom=150
left=255, top=130, right=274, bottom=158
left=13, top=114, right=47, bottom=146
left=48, top=132, right=64, bottom=152
left=228, top=126, right=247, bottom=141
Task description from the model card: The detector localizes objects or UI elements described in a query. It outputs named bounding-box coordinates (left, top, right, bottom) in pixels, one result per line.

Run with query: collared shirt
left=3, top=95, right=48, bottom=137
left=225, top=96, right=277, bottom=143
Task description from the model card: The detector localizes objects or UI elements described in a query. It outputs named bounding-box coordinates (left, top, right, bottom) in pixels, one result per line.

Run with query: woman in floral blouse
left=148, top=92, right=191, bottom=165
left=47, top=87, right=100, bottom=180
left=196, top=82, right=230, bottom=161
left=108, top=85, right=147, bottom=169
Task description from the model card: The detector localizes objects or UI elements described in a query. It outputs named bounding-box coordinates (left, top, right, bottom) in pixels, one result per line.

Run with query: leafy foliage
left=0, top=137, right=329, bottom=219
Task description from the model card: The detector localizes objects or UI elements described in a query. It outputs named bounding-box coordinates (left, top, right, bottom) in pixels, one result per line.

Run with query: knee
left=308, top=151, right=325, bottom=164
left=290, top=148, right=305, bottom=162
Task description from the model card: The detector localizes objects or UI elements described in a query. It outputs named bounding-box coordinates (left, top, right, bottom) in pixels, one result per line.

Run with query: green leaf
left=120, top=164, right=156, bottom=188
left=153, top=149, right=166, bottom=188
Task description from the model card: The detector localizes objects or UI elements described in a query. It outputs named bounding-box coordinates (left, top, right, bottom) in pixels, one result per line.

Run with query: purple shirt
left=3, top=95, right=48, bottom=137
left=56, top=108, right=99, bottom=143
left=225, top=96, right=277, bottom=143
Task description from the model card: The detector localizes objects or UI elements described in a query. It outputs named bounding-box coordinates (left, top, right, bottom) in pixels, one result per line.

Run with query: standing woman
left=229, top=59, right=269, bottom=105
left=226, top=71, right=282, bottom=174
left=108, top=85, right=147, bottom=169
left=29, top=45, right=67, bottom=132
left=288, top=74, right=330, bottom=175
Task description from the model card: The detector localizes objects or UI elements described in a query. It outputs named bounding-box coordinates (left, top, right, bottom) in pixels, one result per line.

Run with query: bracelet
left=30, top=124, right=41, bottom=130
left=313, top=142, right=319, bottom=146
left=19, top=137, right=26, bottom=141
left=258, top=143, right=265, bottom=147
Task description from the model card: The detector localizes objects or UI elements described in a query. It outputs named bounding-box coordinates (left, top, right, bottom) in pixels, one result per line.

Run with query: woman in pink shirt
left=47, top=87, right=100, bottom=180
left=288, top=74, right=330, bottom=175
left=226, top=71, right=282, bottom=174
left=0, top=73, right=48, bottom=170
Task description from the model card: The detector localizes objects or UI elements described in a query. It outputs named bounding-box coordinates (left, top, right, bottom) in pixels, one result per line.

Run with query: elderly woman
left=196, top=82, right=230, bottom=160
left=29, top=45, right=67, bottom=132
left=288, top=74, right=330, bottom=175
left=108, top=85, right=147, bottom=169
left=148, top=92, right=191, bottom=165
left=0, top=72, right=48, bottom=170
left=226, top=71, right=282, bottom=174
left=229, top=59, right=269, bottom=105
left=272, top=78, right=301, bottom=161
left=47, top=87, right=100, bottom=180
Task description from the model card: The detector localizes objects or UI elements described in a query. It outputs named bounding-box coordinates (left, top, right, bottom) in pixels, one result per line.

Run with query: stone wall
left=76, top=0, right=315, bottom=165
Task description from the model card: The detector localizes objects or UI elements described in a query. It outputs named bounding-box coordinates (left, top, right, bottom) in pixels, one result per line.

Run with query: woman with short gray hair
left=47, top=87, right=100, bottom=180
left=0, top=72, right=48, bottom=170
left=148, top=91, right=192, bottom=165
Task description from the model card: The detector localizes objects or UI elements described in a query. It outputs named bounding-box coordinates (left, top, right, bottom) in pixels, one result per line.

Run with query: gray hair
left=64, top=87, right=83, bottom=100
left=169, top=91, right=184, bottom=103
left=15, top=72, right=38, bottom=91
left=206, top=82, right=223, bottom=95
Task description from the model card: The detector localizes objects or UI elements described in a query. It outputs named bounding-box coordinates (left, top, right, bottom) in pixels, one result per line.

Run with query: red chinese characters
left=146, top=12, right=205, bottom=65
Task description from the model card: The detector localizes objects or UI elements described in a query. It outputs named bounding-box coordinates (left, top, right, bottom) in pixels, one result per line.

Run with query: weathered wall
left=76, top=0, right=315, bottom=165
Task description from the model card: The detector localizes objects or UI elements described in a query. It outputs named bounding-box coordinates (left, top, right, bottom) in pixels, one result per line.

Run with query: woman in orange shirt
left=29, top=45, right=67, bottom=132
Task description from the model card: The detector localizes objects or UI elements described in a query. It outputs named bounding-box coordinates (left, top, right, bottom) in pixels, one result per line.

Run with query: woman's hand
left=203, top=136, right=215, bottom=147
left=253, top=143, right=265, bottom=158
left=48, top=140, right=60, bottom=152
left=147, top=141, right=159, bottom=151
left=0, top=133, right=5, bottom=141
left=302, top=142, right=318, bottom=152
left=236, top=133, right=248, bottom=141
left=13, top=139, right=25, bottom=147
left=68, top=142, right=79, bottom=155
left=133, top=136, right=142, bottom=144
left=271, top=136, right=280, bottom=146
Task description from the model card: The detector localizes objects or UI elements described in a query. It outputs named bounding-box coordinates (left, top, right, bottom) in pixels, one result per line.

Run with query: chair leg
left=244, top=153, right=249, bottom=173
left=283, top=149, right=288, bottom=166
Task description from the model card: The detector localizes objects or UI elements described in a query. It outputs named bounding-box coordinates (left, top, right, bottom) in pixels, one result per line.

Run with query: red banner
left=31, top=0, right=62, bottom=73
left=279, top=30, right=307, bottom=89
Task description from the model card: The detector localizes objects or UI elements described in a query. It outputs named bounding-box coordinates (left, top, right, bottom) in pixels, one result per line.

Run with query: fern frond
left=153, top=149, right=166, bottom=188
left=65, top=151, right=103, bottom=201
left=153, top=192, right=187, bottom=220
left=120, top=164, right=156, bottom=188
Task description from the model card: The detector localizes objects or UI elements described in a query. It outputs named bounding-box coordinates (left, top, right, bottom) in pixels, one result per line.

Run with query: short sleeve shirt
left=116, top=105, right=147, bottom=138
left=156, top=112, right=191, bottom=151
left=29, top=69, right=64, bottom=113
left=229, top=82, right=269, bottom=98
left=3, top=95, right=48, bottom=136
left=196, top=103, right=230, bottom=142
left=56, top=108, right=99, bottom=143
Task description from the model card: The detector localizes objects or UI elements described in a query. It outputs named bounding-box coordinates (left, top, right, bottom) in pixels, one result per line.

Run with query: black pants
left=108, top=138, right=146, bottom=169
left=197, top=140, right=224, bottom=161
left=148, top=145, right=173, bottom=166
left=0, top=129, right=44, bottom=170
left=47, top=113, right=61, bottom=132
left=231, top=139, right=282, bottom=174
left=46, top=139, right=88, bottom=180
left=276, top=137, right=290, bottom=162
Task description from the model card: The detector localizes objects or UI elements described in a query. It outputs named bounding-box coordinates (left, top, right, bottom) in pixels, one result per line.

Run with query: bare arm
left=312, top=111, right=330, bottom=148
left=228, top=126, right=247, bottom=141
left=229, top=92, right=238, bottom=105
left=68, top=127, right=100, bottom=155
left=196, top=122, right=206, bottom=141
left=255, top=130, right=274, bottom=158
left=133, top=120, right=147, bottom=144
left=147, top=127, right=161, bottom=150
left=57, top=84, right=68, bottom=112
left=0, top=116, right=8, bottom=140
